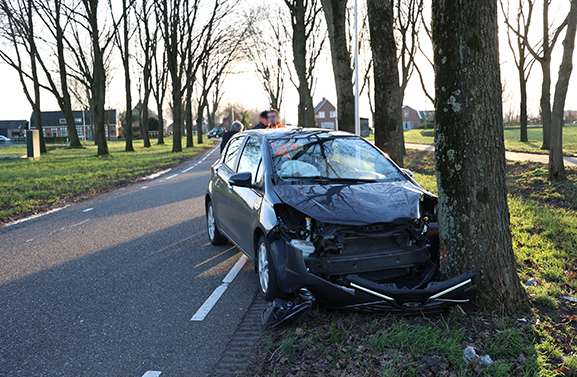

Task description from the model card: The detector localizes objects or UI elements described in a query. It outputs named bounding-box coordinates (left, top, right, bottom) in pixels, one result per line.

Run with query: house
left=29, top=110, right=119, bottom=140
left=402, top=105, right=422, bottom=130
left=314, top=98, right=337, bottom=129
left=0, top=120, right=27, bottom=137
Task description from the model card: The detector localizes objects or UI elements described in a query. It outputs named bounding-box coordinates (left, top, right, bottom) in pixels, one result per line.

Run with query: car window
left=236, top=137, right=262, bottom=183
left=223, top=136, right=244, bottom=170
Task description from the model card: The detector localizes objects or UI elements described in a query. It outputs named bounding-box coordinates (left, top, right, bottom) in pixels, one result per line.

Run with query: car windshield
left=270, top=136, right=403, bottom=184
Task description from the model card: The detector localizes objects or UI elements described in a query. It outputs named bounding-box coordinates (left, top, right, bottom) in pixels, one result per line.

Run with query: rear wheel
left=257, top=236, right=287, bottom=301
left=206, top=201, right=227, bottom=245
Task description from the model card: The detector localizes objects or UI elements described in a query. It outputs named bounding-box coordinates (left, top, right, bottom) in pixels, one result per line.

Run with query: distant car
left=205, top=128, right=476, bottom=317
left=0, top=135, right=12, bottom=143
left=207, top=127, right=226, bottom=139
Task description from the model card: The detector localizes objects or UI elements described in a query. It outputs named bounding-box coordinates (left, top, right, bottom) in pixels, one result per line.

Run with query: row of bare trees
left=0, top=0, right=249, bottom=156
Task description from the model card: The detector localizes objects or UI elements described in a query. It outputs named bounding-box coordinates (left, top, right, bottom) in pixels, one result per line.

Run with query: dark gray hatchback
left=206, top=128, right=476, bottom=314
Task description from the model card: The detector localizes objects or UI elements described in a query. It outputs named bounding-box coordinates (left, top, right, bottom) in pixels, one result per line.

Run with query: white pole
left=354, top=0, right=360, bottom=136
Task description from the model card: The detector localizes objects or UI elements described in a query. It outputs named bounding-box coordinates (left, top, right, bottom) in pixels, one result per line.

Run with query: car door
left=227, top=136, right=264, bottom=257
left=212, top=134, right=245, bottom=238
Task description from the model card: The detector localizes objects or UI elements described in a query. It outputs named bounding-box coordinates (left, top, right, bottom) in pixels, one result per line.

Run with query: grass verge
left=248, top=150, right=577, bottom=377
left=397, top=124, right=577, bottom=156
left=0, top=138, right=214, bottom=225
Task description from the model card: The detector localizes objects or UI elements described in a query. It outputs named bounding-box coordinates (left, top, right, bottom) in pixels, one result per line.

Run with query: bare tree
left=433, top=0, right=528, bottom=312
left=320, top=0, right=354, bottom=133
left=414, top=9, right=435, bottom=104
left=247, top=6, right=287, bottom=111
left=500, top=0, right=537, bottom=142
left=284, top=0, right=326, bottom=127
left=549, top=0, right=577, bottom=181
left=367, top=0, right=404, bottom=166
left=111, top=0, right=135, bottom=151
left=0, top=0, right=47, bottom=153
left=395, top=0, right=423, bottom=100
left=31, top=0, right=83, bottom=148
left=151, top=11, right=168, bottom=145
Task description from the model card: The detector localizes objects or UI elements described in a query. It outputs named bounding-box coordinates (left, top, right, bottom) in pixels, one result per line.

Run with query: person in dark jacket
left=252, top=111, right=269, bottom=129
left=220, top=121, right=244, bottom=153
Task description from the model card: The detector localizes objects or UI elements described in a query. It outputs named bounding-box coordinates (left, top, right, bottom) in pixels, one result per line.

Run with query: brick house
left=402, top=105, right=422, bottom=130
left=29, top=110, right=119, bottom=140
left=0, top=120, right=27, bottom=137
left=314, top=98, right=337, bottom=129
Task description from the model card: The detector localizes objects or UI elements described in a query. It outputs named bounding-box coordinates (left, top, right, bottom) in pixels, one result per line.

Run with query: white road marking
left=143, top=168, right=172, bottom=180
left=26, top=239, right=33, bottom=243
left=3, top=205, right=70, bottom=228
left=73, top=219, right=90, bottom=227
left=141, top=186, right=148, bottom=189
left=191, top=254, right=248, bottom=321
left=165, top=174, right=179, bottom=180
left=142, top=372, right=162, bottom=377
left=82, top=208, right=94, bottom=212
left=181, top=147, right=217, bottom=173
left=181, top=165, right=195, bottom=173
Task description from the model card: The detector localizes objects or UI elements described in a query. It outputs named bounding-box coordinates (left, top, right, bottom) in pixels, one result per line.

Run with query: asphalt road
left=0, top=145, right=260, bottom=377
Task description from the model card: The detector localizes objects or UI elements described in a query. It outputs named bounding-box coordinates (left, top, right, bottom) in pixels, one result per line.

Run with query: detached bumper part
left=262, top=298, right=313, bottom=328
left=346, top=270, right=477, bottom=313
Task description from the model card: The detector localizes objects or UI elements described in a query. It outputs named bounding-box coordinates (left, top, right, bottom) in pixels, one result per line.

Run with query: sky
left=0, top=0, right=575, bottom=126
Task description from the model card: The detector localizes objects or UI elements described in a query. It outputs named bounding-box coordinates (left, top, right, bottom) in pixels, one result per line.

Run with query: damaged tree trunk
left=549, top=0, right=577, bottom=182
left=367, top=0, right=404, bottom=167
left=433, top=0, right=528, bottom=312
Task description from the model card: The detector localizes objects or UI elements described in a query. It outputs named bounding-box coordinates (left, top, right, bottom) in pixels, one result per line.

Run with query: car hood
left=273, top=182, right=425, bottom=226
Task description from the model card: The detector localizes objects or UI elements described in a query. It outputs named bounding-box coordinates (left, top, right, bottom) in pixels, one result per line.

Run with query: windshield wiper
left=280, top=176, right=378, bottom=183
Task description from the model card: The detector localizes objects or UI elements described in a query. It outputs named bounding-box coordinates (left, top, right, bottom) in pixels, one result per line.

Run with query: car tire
left=257, top=236, right=288, bottom=301
left=206, top=201, right=228, bottom=245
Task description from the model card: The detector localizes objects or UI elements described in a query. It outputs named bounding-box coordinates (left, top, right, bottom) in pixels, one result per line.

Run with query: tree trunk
left=185, top=84, right=194, bottom=148
left=540, top=59, right=552, bottom=150
left=122, top=0, right=134, bottom=152
left=290, top=0, right=316, bottom=128
left=196, top=100, right=205, bottom=145
left=27, top=4, right=46, bottom=154
left=157, top=101, right=165, bottom=145
left=519, top=65, right=528, bottom=142
left=142, top=69, right=151, bottom=148
left=433, top=0, right=528, bottom=312
left=549, top=0, right=577, bottom=182
left=320, top=0, right=355, bottom=133
left=367, top=0, right=404, bottom=167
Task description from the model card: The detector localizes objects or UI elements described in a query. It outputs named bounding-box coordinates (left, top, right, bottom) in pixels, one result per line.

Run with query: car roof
left=243, top=127, right=354, bottom=141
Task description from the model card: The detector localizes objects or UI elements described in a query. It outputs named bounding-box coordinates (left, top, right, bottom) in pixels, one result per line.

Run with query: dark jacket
left=252, top=122, right=267, bottom=130
left=220, top=130, right=239, bottom=153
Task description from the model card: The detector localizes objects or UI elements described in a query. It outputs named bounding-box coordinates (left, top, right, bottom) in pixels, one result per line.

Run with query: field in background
left=399, top=124, right=577, bottom=156
left=0, top=138, right=214, bottom=225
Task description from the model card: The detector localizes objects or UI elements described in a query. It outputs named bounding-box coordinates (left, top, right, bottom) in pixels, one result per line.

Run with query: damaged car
left=206, top=128, right=476, bottom=320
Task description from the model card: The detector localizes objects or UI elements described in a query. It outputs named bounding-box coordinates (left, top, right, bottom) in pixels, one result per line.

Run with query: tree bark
left=320, top=0, right=355, bottom=133
left=549, top=0, right=577, bottom=181
left=367, top=0, right=404, bottom=167
left=121, top=0, right=134, bottom=152
left=540, top=1, right=553, bottom=150
left=27, top=1, right=46, bottom=154
left=196, top=100, right=206, bottom=145
left=433, top=0, right=528, bottom=312
left=519, top=64, right=529, bottom=142
left=185, top=84, right=194, bottom=148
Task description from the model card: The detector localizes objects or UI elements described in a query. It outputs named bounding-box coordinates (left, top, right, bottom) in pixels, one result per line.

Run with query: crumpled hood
left=273, top=182, right=425, bottom=226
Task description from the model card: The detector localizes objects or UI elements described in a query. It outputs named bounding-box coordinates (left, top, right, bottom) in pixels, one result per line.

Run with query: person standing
left=220, top=121, right=244, bottom=153
left=267, top=109, right=284, bottom=128
left=252, top=111, right=269, bottom=129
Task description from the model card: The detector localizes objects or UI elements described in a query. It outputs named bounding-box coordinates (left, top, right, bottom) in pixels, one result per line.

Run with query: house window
left=404, top=110, right=409, bottom=118
left=330, top=111, right=336, bottom=118
left=61, top=127, right=67, bottom=137
left=75, top=118, right=82, bottom=124
left=59, top=118, right=66, bottom=124
left=318, top=111, right=325, bottom=118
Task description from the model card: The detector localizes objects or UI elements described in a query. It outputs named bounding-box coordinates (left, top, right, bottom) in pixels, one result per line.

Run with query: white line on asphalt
left=141, top=186, right=148, bottom=189
left=191, top=254, right=248, bottom=321
left=26, top=239, right=33, bottom=243
left=82, top=208, right=94, bottom=212
left=181, top=165, right=195, bottom=173
left=3, top=205, right=70, bottom=228
left=142, top=372, right=162, bottom=377
left=73, top=219, right=90, bottom=227
left=143, top=168, right=171, bottom=180
left=165, top=174, right=179, bottom=180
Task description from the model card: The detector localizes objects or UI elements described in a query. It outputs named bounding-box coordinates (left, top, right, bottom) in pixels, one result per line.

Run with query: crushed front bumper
left=269, top=238, right=477, bottom=314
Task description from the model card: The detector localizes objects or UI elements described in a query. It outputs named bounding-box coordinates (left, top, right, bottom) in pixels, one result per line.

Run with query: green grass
left=400, top=124, right=577, bottom=156
left=252, top=149, right=577, bottom=377
left=0, top=138, right=214, bottom=224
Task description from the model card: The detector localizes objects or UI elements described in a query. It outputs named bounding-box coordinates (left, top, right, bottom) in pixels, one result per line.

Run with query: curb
left=210, top=290, right=269, bottom=376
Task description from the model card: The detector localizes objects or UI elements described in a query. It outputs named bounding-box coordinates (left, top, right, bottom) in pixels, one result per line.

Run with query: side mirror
left=228, top=172, right=257, bottom=189
left=401, top=168, right=414, bottom=178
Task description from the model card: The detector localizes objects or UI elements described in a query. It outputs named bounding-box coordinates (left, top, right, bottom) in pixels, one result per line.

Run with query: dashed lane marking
left=141, top=186, right=148, bottom=189
left=191, top=254, right=248, bottom=321
left=141, top=372, right=162, bottom=377
left=165, top=174, right=179, bottom=180
left=82, top=208, right=94, bottom=212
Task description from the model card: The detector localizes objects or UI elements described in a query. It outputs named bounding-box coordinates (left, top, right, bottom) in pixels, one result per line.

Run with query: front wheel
left=206, top=201, right=228, bottom=245
left=257, top=236, right=287, bottom=301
